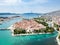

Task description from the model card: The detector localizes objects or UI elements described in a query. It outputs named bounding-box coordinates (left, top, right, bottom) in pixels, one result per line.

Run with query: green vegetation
left=34, top=18, right=45, bottom=22
left=58, top=35, right=60, bottom=39
left=14, top=17, right=55, bottom=34
left=14, top=28, right=26, bottom=34
left=33, top=27, right=54, bottom=33
left=34, top=17, right=55, bottom=33
left=42, top=27, right=54, bottom=33
left=54, top=23, right=60, bottom=31
left=54, top=23, right=59, bottom=28
left=34, top=18, right=48, bottom=26
left=33, top=30, right=39, bottom=33
left=46, top=27, right=54, bottom=33
left=14, top=27, right=54, bottom=34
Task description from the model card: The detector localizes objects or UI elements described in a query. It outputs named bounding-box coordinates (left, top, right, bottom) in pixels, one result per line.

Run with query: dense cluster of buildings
left=12, top=19, right=46, bottom=32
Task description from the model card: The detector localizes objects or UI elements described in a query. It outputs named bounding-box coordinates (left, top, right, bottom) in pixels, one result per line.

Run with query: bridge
left=0, top=28, right=10, bottom=30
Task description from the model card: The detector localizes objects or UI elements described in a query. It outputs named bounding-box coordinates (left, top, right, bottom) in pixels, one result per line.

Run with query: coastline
left=0, top=16, right=21, bottom=24
left=12, top=33, right=51, bottom=36
left=56, top=32, right=60, bottom=45
left=8, top=25, right=52, bottom=36
left=8, top=24, right=57, bottom=36
left=8, top=25, right=14, bottom=32
left=56, top=36, right=60, bottom=45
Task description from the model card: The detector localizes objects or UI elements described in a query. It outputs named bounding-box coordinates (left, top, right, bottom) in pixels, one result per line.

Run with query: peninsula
left=0, top=16, right=21, bottom=24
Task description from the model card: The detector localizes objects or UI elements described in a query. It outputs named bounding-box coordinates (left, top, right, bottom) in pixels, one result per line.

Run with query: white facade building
left=47, top=21, right=54, bottom=27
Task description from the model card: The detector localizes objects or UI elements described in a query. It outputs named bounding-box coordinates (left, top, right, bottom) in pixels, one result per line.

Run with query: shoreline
left=12, top=33, right=51, bottom=36
left=8, top=25, right=57, bottom=36
left=8, top=25, right=52, bottom=36
left=56, top=32, right=60, bottom=45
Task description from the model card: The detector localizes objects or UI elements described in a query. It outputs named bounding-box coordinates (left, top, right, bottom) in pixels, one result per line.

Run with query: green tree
left=14, top=28, right=26, bottom=34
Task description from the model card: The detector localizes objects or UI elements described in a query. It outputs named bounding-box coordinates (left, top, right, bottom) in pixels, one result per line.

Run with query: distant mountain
left=41, top=10, right=60, bottom=21
left=0, top=13, right=20, bottom=15
left=22, top=13, right=42, bottom=15
left=43, top=10, right=60, bottom=16
left=41, top=10, right=60, bottom=18
left=0, top=12, right=42, bottom=15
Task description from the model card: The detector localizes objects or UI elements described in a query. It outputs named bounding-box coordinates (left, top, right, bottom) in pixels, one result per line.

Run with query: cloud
left=0, top=0, right=48, bottom=5
left=0, top=0, right=49, bottom=13
left=5, top=0, right=17, bottom=3
left=21, top=0, right=48, bottom=4
left=37, top=0, right=48, bottom=3
left=0, top=0, right=18, bottom=5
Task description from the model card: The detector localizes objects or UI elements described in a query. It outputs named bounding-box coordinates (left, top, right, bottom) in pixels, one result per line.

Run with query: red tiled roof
left=13, top=20, right=46, bottom=30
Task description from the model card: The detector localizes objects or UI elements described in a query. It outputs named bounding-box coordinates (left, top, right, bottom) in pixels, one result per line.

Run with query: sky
left=0, top=0, right=60, bottom=13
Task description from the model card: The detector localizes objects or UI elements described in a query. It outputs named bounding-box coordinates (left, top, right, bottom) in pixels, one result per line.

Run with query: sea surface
left=0, top=14, right=58, bottom=45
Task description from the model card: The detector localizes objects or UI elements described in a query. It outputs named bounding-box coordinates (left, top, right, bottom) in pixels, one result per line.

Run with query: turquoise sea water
left=0, top=15, right=58, bottom=45
left=0, top=30, right=58, bottom=45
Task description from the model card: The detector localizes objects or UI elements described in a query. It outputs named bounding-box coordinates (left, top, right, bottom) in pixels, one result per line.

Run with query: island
left=9, top=17, right=55, bottom=36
